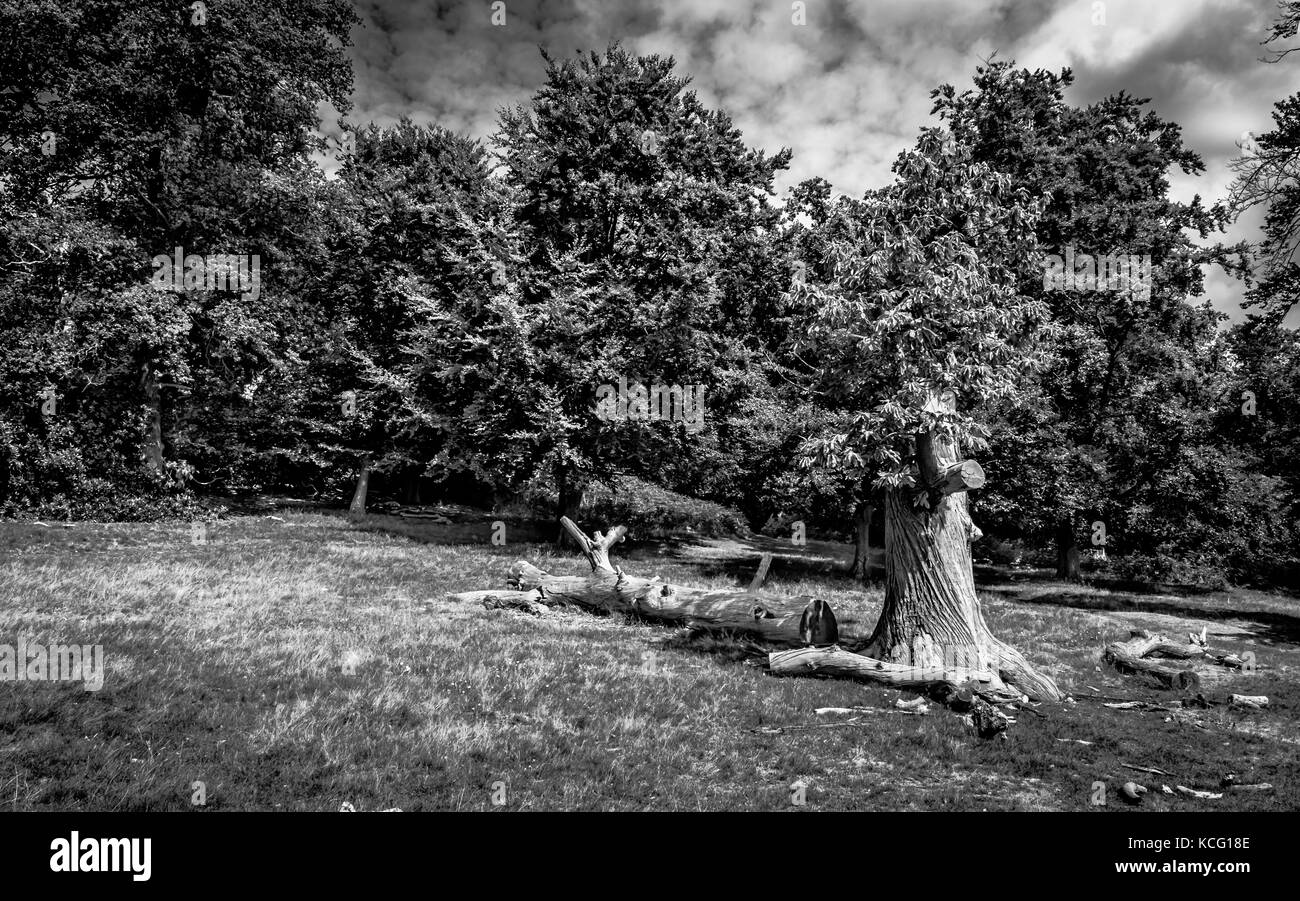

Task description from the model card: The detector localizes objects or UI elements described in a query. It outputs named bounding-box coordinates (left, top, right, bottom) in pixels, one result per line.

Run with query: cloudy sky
left=336, top=0, right=1296, bottom=323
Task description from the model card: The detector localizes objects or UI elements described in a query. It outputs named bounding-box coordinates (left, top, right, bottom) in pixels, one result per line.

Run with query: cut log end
left=798, top=598, right=839, bottom=647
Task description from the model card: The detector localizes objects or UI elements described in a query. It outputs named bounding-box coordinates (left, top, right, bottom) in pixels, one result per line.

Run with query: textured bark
left=861, top=397, right=1061, bottom=702
left=769, top=645, right=1003, bottom=694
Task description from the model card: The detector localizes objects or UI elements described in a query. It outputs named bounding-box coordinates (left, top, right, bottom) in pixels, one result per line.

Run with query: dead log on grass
left=1102, top=632, right=1202, bottom=690
left=768, top=645, right=1008, bottom=696
left=461, top=517, right=1037, bottom=722
left=461, top=517, right=836, bottom=646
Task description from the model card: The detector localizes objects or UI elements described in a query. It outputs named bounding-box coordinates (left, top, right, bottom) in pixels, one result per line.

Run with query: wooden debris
left=1229, top=694, right=1269, bottom=709
left=969, top=698, right=1010, bottom=738
left=1120, top=782, right=1147, bottom=804
left=1102, top=632, right=1200, bottom=690
left=480, top=592, right=550, bottom=617
left=798, top=598, right=839, bottom=647
left=462, top=518, right=835, bottom=645
left=770, top=646, right=1004, bottom=696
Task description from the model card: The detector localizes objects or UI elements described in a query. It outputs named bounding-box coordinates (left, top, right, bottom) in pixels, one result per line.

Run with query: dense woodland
left=3, top=0, right=1300, bottom=590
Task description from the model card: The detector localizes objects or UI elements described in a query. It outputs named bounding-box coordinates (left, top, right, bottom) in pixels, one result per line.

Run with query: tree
left=931, top=60, right=1239, bottom=579
left=792, top=128, right=1061, bottom=701
left=1228, top=1, right=1300, bottom=324
left=307, top=119, right=510, bottom=515
left=0, top=0, right=360, bottom=512
left=493, top=43, right=791, bottom=524
left=785, top=181, right=888, bottom=580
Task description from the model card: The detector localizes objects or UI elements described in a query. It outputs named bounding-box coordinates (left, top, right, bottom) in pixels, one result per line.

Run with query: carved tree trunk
left=862, top=394, right=1062, bottom=702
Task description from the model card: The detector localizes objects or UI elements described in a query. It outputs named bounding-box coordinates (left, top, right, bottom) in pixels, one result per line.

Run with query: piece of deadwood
left=1102, top=633, right=1201, bottom=690
left=969, top=698, right=1009, bottom=738
left=480, top=592, right=549, bottom=617
left=769, top=647, right=1003, bottom=696
left=798, top=597, right=839, bottom=647
left=895, top=696, right=930, bottom=713
left=1120, top=782, right=1147, bottom=804
left=1229, top=694, right=1269, bottom=709
left=1122, top=763, right=1175, bottom=777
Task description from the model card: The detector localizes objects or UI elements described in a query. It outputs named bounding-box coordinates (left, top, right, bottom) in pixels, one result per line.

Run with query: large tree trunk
left=861, top=394, right=1062, bottom=702
left=1056, top=521, right=1081, bottom=581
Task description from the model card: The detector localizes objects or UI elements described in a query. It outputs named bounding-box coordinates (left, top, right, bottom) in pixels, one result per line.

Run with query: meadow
left=0, top=511, right=1294, bottom=811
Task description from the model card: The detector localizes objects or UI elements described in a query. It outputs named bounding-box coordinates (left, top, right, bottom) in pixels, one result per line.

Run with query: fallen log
left=768, top=645, right=1008, bottom=697
left=1230, top=694, right=1269, bottom=709
left=1102, top=632, right=1201, bottom=690
left=462, top=517, right=835, bottom=646
left=463, top=518, right=1038, bottom=714
left=1121, top=629, right=1245, bottom=671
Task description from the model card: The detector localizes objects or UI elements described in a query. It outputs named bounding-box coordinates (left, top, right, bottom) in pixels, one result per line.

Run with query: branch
left=559, top=515, right=626, bottom=572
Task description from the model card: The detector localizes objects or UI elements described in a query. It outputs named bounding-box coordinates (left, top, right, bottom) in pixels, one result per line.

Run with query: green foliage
left=0, top=0, right=359, bottom=510
left=792, top=127, right=1049, bottom=488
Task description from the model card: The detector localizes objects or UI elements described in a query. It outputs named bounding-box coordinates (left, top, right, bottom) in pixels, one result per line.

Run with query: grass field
left=0, top=511, right=1295, bottom=811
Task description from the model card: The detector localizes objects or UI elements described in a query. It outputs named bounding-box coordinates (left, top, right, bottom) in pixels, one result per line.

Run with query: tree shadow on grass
left=974, top=566, right=1300, bottom=647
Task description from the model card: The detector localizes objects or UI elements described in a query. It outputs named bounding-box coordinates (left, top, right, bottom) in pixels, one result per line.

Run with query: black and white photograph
left=1, top=0, right=1296, bottom=885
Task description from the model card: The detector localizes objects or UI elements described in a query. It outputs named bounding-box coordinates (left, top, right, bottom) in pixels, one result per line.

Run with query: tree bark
left=861, top=395, right=1062, bottom=702
left=348, top=463, right=371, bottom=523
left=1056, top=521, right=1081, bottom=581
left=139, top=363, right=164, bottom=472
left=769, top=645, right=1003, bottom=695
left=851, top=501, right=875, bottom=582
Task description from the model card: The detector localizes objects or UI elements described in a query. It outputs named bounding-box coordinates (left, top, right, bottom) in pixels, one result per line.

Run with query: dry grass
left=0, top=512, right=1294, bottom=811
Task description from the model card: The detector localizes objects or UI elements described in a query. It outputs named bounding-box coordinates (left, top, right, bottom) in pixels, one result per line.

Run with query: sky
left=333, top=0, right=1300, bottom=323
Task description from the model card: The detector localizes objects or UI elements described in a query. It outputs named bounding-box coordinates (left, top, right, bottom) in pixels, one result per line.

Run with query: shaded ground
left=0, top=512, right=1294, bottom=811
